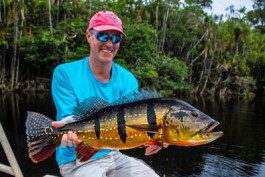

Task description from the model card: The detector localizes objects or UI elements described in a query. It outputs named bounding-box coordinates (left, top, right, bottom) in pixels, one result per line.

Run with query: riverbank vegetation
left=0, top=0, right=264, bottom=96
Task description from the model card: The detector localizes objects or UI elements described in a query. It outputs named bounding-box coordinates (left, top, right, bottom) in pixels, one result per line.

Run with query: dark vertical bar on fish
left=147, top=103, right=157, bottom=138
left=94, top=116, right=100, bottom=139
left=117, top=107, right=127, bottom=143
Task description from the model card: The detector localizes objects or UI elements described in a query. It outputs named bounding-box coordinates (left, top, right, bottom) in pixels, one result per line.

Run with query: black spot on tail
left=117, top=107, right=127, bottom=143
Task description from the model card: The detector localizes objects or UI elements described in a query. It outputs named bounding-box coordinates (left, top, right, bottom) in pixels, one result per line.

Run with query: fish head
left=162, top=99, right=223, bottom=146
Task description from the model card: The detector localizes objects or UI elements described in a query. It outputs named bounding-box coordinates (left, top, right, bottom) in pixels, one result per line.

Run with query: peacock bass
left=26, top=90, right=223, bottom=163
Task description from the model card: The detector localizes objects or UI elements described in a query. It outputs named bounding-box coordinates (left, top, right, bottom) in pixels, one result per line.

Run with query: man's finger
left=51, top=115, right=77, bottom=128
left=67, top=141, right=73, bottom=147
left=72, top=133, right=79, bottom=146
left=163, top=143, right=169, bottom=148
left=61, top=115, right=77, bottom=125
left=67, top=131, right=74, bottom=141
left=145, top=145, right=162, bottom=156
left=145, top=146, right=161, bottom=155
left=51, top=121, right=64, bottom=128
left=61, top=134, right=68, bottom=147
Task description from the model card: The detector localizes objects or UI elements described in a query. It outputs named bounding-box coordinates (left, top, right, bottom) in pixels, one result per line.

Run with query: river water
left=0, top=93, right=265, bottom=177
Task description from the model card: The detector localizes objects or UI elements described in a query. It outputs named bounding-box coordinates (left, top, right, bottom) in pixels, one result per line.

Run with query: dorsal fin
left=111, top=89, right=162, bottom=106
left=72, top=97, right=110, bottom=120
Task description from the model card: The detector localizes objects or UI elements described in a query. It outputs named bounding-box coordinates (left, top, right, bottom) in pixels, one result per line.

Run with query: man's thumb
left=51, top=121, right=64, bottom=128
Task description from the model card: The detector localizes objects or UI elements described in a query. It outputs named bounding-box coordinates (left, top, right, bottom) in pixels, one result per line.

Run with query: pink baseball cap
left=87, top=11, right=126, bottom=37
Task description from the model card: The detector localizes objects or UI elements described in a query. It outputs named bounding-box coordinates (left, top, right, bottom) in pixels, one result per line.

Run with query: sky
left=206, top=0, right=254, bottom=16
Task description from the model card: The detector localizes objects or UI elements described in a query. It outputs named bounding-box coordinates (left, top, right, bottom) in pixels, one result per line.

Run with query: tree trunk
left=73, top=0, right=77, bottom=19
left=195, top=70, right=204, bottom=93
left=155, top=4, right=159, bottom=53
left=0, top=0, right=6, bottom=85
left=160, top=7, right=169, bottom=53
left=187, top=29, right=208, bottom=84
left=0, top=46, right=6, bottom=85
left=0, top=2, right=2, bottom=23
left=196, top=47, right=208, bottom=93
left=201, top=34, right=217, bottom=94
left=11, top=3, right=19, bottom=90
left=1, top=8, right=6, bottom=84
left=201, top=49, right=213, bottom=94
left=15, top=0, right=25, bottom=84
left=57, top=0, right=60, bottom=25
left=1, top=0, right=6, bottom=23
left=48, top=0, right=53, bottom=35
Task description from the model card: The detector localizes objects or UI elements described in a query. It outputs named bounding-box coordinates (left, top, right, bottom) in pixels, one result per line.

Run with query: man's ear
left=86, top=31, right=91, bottom=43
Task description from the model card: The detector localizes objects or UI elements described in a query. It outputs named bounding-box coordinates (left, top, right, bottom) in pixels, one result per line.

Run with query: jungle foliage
left=0, top=0, right=264, bottom=96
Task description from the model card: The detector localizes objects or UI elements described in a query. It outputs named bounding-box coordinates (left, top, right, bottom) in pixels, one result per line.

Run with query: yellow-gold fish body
left=26, top=90, right=223, bottom=163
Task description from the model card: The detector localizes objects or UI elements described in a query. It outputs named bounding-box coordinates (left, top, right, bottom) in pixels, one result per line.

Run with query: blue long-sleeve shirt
left=52, top=56, right=138, bottom=166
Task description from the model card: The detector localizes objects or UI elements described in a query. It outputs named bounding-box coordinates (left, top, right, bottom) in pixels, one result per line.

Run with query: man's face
left=87, top=30, right=121, bottom=64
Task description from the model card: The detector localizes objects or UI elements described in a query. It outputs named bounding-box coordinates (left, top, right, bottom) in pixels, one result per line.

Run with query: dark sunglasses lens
left=112, top=35, right=121, bottom=44
left=95, top=31, right=121, bottom=43
left=96, top=32, right=109, bottom=42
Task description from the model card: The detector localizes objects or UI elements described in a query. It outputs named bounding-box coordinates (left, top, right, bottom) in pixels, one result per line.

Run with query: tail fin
left=26, top=111, right=60, bottom=163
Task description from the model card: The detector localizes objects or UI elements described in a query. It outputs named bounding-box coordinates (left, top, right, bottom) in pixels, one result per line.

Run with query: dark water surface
left=0, top=93, right=265, bottom=177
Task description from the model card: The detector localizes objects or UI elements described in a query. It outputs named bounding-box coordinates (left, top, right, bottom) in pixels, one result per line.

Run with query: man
left=51, top=11, right=166, bottom=177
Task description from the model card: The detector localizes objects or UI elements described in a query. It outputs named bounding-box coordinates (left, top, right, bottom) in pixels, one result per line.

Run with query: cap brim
left=93, top=25, right=127, bottom=38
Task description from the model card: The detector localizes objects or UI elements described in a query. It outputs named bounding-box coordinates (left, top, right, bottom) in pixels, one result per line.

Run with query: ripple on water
left=197, top=154, right=265, bottom=177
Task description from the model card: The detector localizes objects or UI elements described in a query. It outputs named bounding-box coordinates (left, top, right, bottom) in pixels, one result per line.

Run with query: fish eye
left=191, top=112, right=198, bottom=118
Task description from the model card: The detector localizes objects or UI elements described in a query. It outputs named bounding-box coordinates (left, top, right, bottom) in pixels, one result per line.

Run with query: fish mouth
left=199, top=121, right=223, bottom=140
left=200, top=121, right=219, bottom=134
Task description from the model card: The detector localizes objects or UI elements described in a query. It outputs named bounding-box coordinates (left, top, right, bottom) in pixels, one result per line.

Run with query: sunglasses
left=91, top=30, right=123, bottom=44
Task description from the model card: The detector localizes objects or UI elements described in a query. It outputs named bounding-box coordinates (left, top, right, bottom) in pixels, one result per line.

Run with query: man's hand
left=51, top=121, right=81, bottom=147
left=145, top=143, right=169, bottom=156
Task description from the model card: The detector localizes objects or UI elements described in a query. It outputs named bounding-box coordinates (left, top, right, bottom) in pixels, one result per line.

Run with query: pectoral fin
left=126, top=124, right=161, bottom=134
left=144, top=139, right=163, bottom=146
left=75, top=142, right=99, bottom=162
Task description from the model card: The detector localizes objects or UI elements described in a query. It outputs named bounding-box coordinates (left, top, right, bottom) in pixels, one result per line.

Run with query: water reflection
left=0, top=92, right=58, bottom=177
left=0, top=93, right=265, bottom=177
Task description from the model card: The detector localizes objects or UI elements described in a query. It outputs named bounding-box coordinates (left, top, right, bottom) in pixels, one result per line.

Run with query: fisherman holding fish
left=50, top=11, right=164, bottom=177
left=26, top=10, right=223, bottom=177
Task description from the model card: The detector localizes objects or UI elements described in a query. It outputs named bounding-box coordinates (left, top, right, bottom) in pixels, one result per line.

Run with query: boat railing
left=0, top=122, right=23, bottom=177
